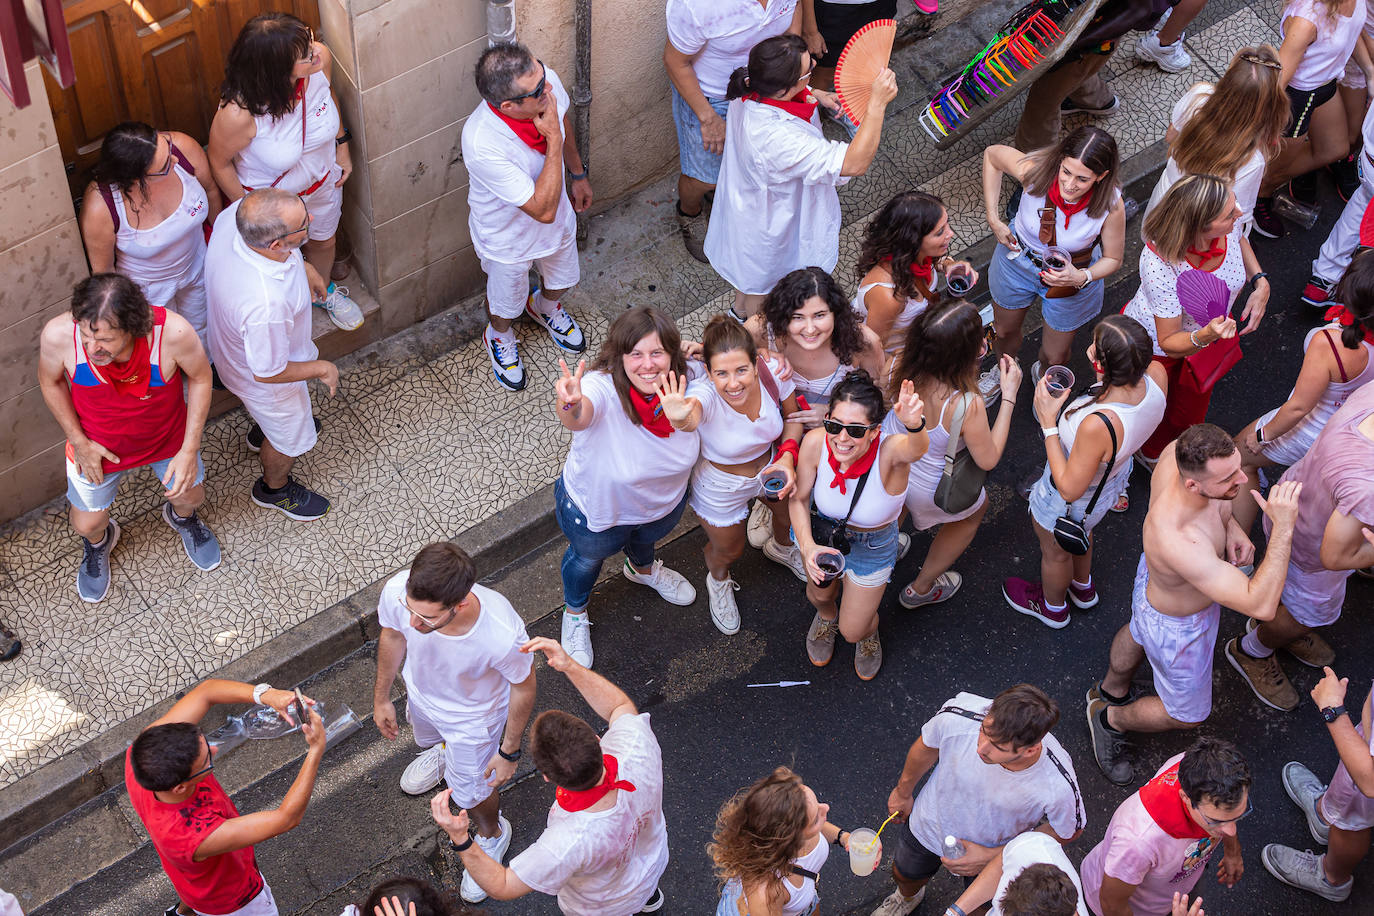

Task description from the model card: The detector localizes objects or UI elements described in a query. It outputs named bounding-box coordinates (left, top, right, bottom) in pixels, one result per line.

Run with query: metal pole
left=573, top=0, right=592, bottom=241
left=485, top=0, right=516, bottom=46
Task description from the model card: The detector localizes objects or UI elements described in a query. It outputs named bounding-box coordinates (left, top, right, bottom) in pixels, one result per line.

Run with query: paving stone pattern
left=0, top=8, right=1275, bottom=788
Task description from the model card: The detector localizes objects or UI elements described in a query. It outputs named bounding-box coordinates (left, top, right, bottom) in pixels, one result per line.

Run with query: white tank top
left=812, top=434, right=906, bottom=528
left=1284, top=0, right=1367, bottom=90
left=1013, top=187, right=1119, bottom=257
left=852, top=280, right=931, bottom=355
left=687, top=375, right=785, bottom=465
left=1055, top=377, right=1167, bottom=489
left=234, top=70, right=340, bottom=192
left=781, top=834, right=829, bottom=916
left=1285, top=325, right=1374, bottom=433
left=111, top=161, right=208, bottom=284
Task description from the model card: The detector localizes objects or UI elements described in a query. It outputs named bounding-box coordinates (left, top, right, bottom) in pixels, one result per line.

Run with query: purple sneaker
left=1003, top=578, right=1071, bottom=629
left=1068, top=579, right=1099, bottom=609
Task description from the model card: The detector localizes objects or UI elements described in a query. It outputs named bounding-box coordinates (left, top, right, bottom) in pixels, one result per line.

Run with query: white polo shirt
left=462, top=66, right=577, bottom=265
left=666, top=0, right=799, bottom=99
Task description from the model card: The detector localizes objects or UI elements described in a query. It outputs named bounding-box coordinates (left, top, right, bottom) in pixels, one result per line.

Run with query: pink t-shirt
left=1080, top=755, right=1217, bottom=915
left=1270, top=380, right=1374, bottom=573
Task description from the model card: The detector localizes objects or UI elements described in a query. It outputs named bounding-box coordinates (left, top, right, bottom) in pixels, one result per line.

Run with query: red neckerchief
left=1186, top=236, right=1227, bottom=266
left=826, top=432, right=880, bottom=494
left=882, top=255, right=935, bottom=288
left=1047, top=181, right=1091, bottom=229
left=487, top=103, right=548, bottom=154
left=1138, top=762, right=1211, bottom=840
left=97, top=335, right=153, bottom=399
left=1325, top=305, right=1374, bottom=345
left=630, top=388, right=674, bottom=438
left=745, top=89, right=819, bottom=123
left=555, top=755, right=636, bottom=812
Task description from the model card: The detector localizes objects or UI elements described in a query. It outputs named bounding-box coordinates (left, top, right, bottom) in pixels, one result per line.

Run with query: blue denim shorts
left=1028, top=462, right=1129, bottom=534
left=671, top=87, right=730, bottom=183
left=988, top=241, right=1104, bottom=332
left=66, top=453, right=206, bottom=512
left=805, top=516, right=901, bottom=587
left=717, top=878, right=817, bottom=916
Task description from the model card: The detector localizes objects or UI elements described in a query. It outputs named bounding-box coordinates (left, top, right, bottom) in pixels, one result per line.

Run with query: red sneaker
left=1068, top=579, right=1099, bottom=609
left=1003, top=578, right=1071, bottom=629
left=1301, top=276, right=1334, bottom=307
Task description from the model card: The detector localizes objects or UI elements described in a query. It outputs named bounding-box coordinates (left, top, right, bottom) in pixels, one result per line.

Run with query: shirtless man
left=1085, top=423, right=1302, bottom=785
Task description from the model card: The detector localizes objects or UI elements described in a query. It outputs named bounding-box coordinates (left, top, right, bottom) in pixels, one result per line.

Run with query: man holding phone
left=125, top=678, right=326, bottom=916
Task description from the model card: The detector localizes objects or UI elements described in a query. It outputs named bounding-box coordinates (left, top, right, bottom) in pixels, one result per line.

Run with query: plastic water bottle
left=943, top=835, right=966, bottom=859
left=1272, top=191, right=1319, bottom=229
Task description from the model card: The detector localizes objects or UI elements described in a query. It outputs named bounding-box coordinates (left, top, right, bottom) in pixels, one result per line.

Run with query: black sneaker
left=1060, top=96, right=1120, bottom=117
left=0, top=626, right=20, bottom=662
left=1252, top=196, right=1285, bottom=239
left=1086, top=692, right=1133, bottom=785
left=251, top=477, right=331, bottom=521
left=637, top=888, right=665, bottom=913
left=1330, top=154, right=1360, bottom=202
left=247, top=417, right=322, bottom=453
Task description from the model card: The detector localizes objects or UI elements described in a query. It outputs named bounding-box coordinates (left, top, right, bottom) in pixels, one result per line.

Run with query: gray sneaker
left=1086, top=693, right=1133, bottom=786
left=806, top=612, right=839, bottom=667
left=161, top=504, right=222, bottom=571
left=855, top=633, right=883, bottom=680
left=676, top=201, right=709, bottom=263
left=76, top=520, right=121, bottom=603
left=871, top=887, right=926, bottom=916
left=1283, top=761, right=1331, bottom=845
left=1261, top=844, right=1352, bottom=901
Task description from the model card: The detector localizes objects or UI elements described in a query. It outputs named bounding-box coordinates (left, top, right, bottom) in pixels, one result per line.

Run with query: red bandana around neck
left=1325, top=304, right=1374, bottom=345
left=556, top=754, right=637, bottom=812
left=630, top=388, right=674, bottom=438
left=488, top=103, right=549, bottom=154
left=1047, top=182, right=1091, bottom=229
left=1138, top=762, right=1211, bottom=840
left=883, top=255, right=935, bottom=288
left=745, top=89, right=819, bottom=123
left=98, top=335, right=153, bottom=399
left=826, top=432, right=880, bottom=494
left=1186, top=237, right=1227, bottom=265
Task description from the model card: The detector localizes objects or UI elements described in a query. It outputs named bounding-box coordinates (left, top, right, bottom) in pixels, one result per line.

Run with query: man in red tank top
left=37, top=274, right=219, bottom=602
left=127, top=678, right=327, bottom=916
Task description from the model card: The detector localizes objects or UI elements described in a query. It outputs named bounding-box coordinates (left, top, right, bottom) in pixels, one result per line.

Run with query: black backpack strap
left=789, top=864, right=819, bottom=881
left=1042, top=745, right=1087, bottom=832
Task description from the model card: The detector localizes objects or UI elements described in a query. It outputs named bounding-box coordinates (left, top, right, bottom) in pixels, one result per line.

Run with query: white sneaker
left=871, top=887, right=926, bottom=916
left=623, top=559, right=697, bottom=605
left=1135, top=31, right=1191, bottom=72
left=315, top=284, right=365, bottom=331
left=978, top=367, right=1001, bottom=409
left=746, top=500, right=772, bottom=549
left=399, top=743, right=446, bottom=795
left=897, top=532, right=911, bottom=560
left=485, top=326, right=527, bottom=391
left=526, top=290, right=586, bottom=354
left=1030, top=359, right=1044, bottom=385
left=705, top=574, right=741, bottom=634
left=461, top=815, right=513, bottom=903
left=561, top=610, right=593, bottom=668
left=762, top=538, right=807, bottom=581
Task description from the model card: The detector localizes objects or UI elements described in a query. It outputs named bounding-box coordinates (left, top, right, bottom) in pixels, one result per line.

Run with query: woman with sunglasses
left=886, top=301, right=1022, bottom=611
left=79, top=122, right=219, bottom=356
left=1003, top=316, right=1166, bottom=629
left=553, top=307, right=701, bottom=669
left=705, top=33, right=897, bottom=320
left=790, top=371, right=926, bottom=680
left=655, top=316, right=805, bottom=636
left=209, top=12, right=362, bottom=330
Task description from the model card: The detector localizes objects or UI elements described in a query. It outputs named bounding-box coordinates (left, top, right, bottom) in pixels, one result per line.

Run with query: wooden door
left=47, top=0, right=320, bottom=202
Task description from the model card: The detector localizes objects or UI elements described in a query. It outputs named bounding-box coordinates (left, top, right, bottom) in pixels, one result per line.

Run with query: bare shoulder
left=169, top=132, right=211, bottom=168
left=314, top=41, right=333, bottom=75
left=40, top=311, right=74, bottom=347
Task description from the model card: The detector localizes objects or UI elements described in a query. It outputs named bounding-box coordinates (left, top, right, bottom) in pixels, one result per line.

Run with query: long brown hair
left=708, top=767, right=812, bottom=888
left=591, top=307, right=688, bottom=425
left=1171, top=46, right=1288, bottom=178
left=1022, top=126, right=1119, bottom=218
left=855, top=191, right=947, bottom=303
left=1142, top=174, right=1231, bottom=263
left=888, top=300, right=983, bottom=400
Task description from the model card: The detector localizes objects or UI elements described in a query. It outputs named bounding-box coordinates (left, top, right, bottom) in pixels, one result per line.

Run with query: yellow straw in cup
left=866, top=810, right=900, bottom=852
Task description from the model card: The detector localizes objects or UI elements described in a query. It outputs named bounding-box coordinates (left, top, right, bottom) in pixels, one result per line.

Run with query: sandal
left=1109, top=491, right=1129, bottom=513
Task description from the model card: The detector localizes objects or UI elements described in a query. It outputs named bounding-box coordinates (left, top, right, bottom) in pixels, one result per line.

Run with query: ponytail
left=728, top=34, right=808, bottom=102
left=726, top=66, right=751, bottom=101
left=1335, top=249, right=1374, bottom=348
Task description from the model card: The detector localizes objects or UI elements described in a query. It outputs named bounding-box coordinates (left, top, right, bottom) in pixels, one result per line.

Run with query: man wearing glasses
left=1081, top=738, right=1251, bottom=916
left=462, top=42, right=590, bottom=392
left=205, top=188, right=338, bottom=521
left=125, top=678, right=327, bottom=916
left=372, top=542, right=536, bottom=904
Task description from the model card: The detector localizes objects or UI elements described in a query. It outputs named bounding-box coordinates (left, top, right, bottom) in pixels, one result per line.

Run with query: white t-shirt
left=1283, top=0, right=1367, bottom=91
left=907, top=693, right=1086, bottom=855
left=688, top=358, right=795, bottom=465
left=509, top=713, right=669, bottom=916
left=991, top=831, right=1089, bottom=916
left=561, top=371, right=700, bottom=531
left=461, top=67, right=577, bottom=264
left=666, top=0, right=799, bottom=99
left=375, top=573, right=532, bottom=740
left=1122, top=222, right=1247, bottom=357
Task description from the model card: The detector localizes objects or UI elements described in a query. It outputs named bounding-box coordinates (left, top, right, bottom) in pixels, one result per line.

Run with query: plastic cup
left=815, top=550, right=845, bottom=583
left=849, top=828, right=882, bottom=875
left=946, top=267, right=972, bottom=296
left=761, top=469, right=787, bottom=502
left=1044, top=365, right=1075, bottom=393
left=1043, top=245, right=1071, bottom=271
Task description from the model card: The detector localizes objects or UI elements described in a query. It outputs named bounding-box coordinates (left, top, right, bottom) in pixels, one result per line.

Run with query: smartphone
left=292, top=688, right=309, bottom=727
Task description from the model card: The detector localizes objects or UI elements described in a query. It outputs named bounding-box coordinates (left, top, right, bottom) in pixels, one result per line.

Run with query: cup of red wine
left=946, top=264, right=973, bottom=296
left=815, top=550, right=846, bottom=584
left=1043, top=246, right=1072, bottom=272
left=761, top=468, right=788, bottom=502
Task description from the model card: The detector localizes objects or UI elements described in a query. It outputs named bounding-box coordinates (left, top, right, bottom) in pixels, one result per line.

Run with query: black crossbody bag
left=1052, top=411, right=1118, bottom=556
left=810, top=464, right=871, bottom=556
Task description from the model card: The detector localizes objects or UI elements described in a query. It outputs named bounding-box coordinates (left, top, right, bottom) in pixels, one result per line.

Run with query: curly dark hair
left=360, top=877, right=455, bottom=916
left=887, top=300, right=982, bottom=400
left=762, top=267, right=866, bottom=366
left=221, top=13, right=313, bottom=118
left=855, top=191, right=948, bottom=303
left=71, top=273, right=155, bottom=339
left=708, top=767, right=813, bottom=888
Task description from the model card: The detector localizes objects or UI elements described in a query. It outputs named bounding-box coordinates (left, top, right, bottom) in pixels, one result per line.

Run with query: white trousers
left=1313, top=153, right=1374, bottom=282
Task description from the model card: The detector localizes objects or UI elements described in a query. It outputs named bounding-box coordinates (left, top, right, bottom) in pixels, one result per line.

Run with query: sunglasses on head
left=822, top=418, right=879, bottom=438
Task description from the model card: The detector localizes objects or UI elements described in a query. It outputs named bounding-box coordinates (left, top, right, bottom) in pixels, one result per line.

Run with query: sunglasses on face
left=822, top=418, right=879, bottom=438
left=506, top=61, right=548, bottom=103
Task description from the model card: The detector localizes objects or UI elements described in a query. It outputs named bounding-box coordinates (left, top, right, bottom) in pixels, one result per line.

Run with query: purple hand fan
left=1177, top=270, right=1230, bottom=326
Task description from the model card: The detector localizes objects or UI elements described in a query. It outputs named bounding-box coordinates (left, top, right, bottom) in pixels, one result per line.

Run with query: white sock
left=487, top=323, right=515, bottom=341
left=1044, top=598, right=1067, bottom=612
left=1072, top=576, right=1092, bottom=589
left=532, top=291, right=560, bottom=316
left=1241, top=628, right=1273, bottom=658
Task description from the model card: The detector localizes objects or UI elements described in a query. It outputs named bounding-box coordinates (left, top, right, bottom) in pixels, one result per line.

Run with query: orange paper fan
left=834, top=19, right=897, bottom=125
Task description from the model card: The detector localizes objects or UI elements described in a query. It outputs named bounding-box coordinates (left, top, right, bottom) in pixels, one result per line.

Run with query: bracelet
left=1042, top=427, right=1059, bottom=438
left=1078, top=267, right=1093, bottom=289
left=252, top=683, right=272, bottom=705
left=498, top=747, right=521, bottom=762
left=833, top=829, right=848, bottom=848
left=451, top=832, right=475, bottom=852
left=568, top=169, right=588, bottom=181
left=903, top=417, right=927, bottom=434
left=1189, top=329, right=1206, bottom=349
left=946, top=906, right=968, bottom=916
left=1255, top=425, right=1265, bottom=443
left=335, top=127, right=352, bottom=146
left=1250, top=271, right=1268, bottom=286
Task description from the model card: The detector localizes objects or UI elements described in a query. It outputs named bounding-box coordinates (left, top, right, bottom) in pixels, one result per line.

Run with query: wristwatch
left=1322, top=705, right=1348, bottom=723
left=252, top=683, right=272, bottom=705
left=498, top=747, right=522, bottom=762
left=335, top=127, right=352, bottom=146
left=451, top=831, right=475, bottom=852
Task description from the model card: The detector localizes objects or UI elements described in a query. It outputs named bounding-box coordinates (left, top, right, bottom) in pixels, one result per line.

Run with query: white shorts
left=408, top=700, right=504, bottom=809
left=194, top=880, right=278, bottom=916
left=1254, top=406, right=1318, bottom=467
left=480, top=238, right=581, bottom=320
left=903, top=477, right=985, bottom=531
left=301, top=162, right=344, bottom=240
left=1321, top=725, right=1374, bottom=830
left=1127, top=554, right=1220, bottom=724
left=688, top=459, right=766, bottom=527
left=1282, top=561, right=1351, bottom=628
left=236, top=382, right=318, bottom=458
left=135, top=250, right=209, bottom=354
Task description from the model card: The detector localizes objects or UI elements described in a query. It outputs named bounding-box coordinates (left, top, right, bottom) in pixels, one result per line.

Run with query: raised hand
left=556, top=358, right=585, bottom=410
left=998, top=354, right=1023, bottom=400
left=654, top=370, right=694, bottom=423
left=532, top=93, right=562, bottom=144
left=893, top=379, right=925, bottom=430
left=1253, top=479, right=1301, bottom=531
left=1032, top=374, right=1069, bottom=427
left=1311, top=666, right=1349, bottom=710
left=868, top=68, right=898, bottom=109
left=521, top=635, right=578, bottom=671
left=1171, top=892, right=1204, bottom=916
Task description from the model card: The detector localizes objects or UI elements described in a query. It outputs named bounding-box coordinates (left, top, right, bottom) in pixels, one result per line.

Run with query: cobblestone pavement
left=0, top=4, right=1276, bottom=787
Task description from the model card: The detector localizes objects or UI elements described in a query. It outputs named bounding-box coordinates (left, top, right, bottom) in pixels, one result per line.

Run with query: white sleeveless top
left=812, top=434, right=906, bottom=528
left=687, top=364, right=795, bottom=465
left=852, top=280, right=932, bottom=355
left=1284, top=0, right=1367, bottom=90
left=235, top=70, right=340, bottom=192
left=781, top=834, right=829, bottom=916
left=1055, top=378, right=1167, bottom=490
left=111, top=161, right=208, bottom=284
left=891, top=391, right=970, bottom=500
left=1279, top=325, right=1374, bottom=436
left=1013, top=187, right=1119, bottom=257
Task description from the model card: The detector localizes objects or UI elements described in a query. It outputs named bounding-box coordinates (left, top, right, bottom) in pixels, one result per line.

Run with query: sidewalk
left=0, top=0, right=1271, bottom=789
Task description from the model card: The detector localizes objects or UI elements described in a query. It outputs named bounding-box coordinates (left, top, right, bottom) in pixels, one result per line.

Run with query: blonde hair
left=1143, top=174, right=1232, bottom=263
left=709, top=768, right=812, bottom=888
left=1171, top=46, right=1288, bottom=178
